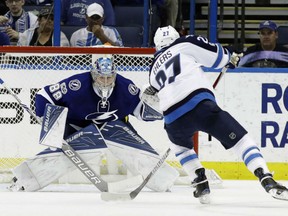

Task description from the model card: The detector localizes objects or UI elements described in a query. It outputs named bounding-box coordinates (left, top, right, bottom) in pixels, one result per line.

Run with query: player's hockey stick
left=213, top=65, right=229, bottom=89
left=0, top=78, right=109, bottom=192
left=101, top=148, right=171, bottom=201
left=208, top=65, right=229, bottom=141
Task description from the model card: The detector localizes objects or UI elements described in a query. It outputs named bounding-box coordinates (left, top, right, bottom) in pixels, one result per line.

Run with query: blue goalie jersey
left=35, top=72, right=141, bottom=128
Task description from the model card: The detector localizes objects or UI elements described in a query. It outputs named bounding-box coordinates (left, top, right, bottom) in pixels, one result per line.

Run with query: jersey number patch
left=155, top=54, right=181, bottom=90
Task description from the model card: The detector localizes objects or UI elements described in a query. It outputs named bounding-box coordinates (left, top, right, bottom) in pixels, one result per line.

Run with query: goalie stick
left=0, top=78, right=109, bottom=192
left=101, top=148, right=171, bottom=201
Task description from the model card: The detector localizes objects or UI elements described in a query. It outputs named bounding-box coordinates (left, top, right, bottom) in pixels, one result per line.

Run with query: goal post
left=0, top=46, right=199, bottom=184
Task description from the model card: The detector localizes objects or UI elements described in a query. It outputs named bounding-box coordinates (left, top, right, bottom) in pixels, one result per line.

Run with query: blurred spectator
left=175, top=0, right=187, bottom=36
left=18, top=6, right=69, bottom=46
left=0, top=0, right=38, bottom=44
left=0, top=0, right=9, bottom=15
left=61, top=0, right=115, bottom=26
left=239, top=20, right=288, bottom=68
left=70, top=3, right=122, bottom=47
left=158, top=0, right=178, bottom=28
left=25, top=0, right=52, bottom=5
left=113, top=0, right=178, bottom=28
left=0, top=31, right=10, bottom=45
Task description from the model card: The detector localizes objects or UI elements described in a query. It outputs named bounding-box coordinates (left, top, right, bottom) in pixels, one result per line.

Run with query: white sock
left=170, top=143, right=203, bottom=181
left=231, top=134, right=270, bottom=175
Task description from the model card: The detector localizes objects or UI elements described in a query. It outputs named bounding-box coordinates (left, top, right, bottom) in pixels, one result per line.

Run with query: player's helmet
left=154, top=25, right=180, bottom=51
left=91, top=57, right=116, bottom=99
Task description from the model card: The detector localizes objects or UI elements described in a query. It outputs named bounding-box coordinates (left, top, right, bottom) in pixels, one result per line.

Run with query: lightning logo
left=85, top=110, right=118, bottom=124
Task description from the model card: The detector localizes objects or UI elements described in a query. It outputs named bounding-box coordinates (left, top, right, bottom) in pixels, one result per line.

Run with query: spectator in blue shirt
left=0, top=31, right=10, bottom=45
left=240, top=20, right=288, bottom=68
left=0, top=0, right=38, bottom=45
left=61, top=0, right=115, bottom=26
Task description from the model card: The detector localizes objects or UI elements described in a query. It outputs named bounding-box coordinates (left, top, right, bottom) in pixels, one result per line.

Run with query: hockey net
left=0, top=46, right=206, bottom=185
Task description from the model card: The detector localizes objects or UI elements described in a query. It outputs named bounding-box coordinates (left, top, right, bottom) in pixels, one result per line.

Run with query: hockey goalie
left=9, top=56, right=179, bottom=192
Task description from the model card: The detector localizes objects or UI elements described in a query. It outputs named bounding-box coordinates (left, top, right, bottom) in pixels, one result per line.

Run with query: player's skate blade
left=269, top=188, right=288, bottom=201
left=192, top=168, right=211, bottom=204
left=199, top=194, right=211, bottom=204
left=197, top=189, right=211, bottom=204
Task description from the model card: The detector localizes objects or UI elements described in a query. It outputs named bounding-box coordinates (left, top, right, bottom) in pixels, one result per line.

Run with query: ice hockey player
left=143, top=25, right=288, bottom=203
left=9, top=56, right=178, bottom=192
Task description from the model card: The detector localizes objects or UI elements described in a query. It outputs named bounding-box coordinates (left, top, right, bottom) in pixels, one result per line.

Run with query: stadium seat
left=114, top=6, right=144, bottom=27
left=114, top=5, right=160, bottom=31
left=277, top=26, right=288, bottom=45
left=61, top=26, right=83, bottom=41
left=115, top=26, right=144, bottom=47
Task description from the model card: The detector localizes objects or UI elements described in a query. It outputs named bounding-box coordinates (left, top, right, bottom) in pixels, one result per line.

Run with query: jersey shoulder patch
left=128, top=83, right=139, bottom=95
left=68, top=79, right=81, bottom=91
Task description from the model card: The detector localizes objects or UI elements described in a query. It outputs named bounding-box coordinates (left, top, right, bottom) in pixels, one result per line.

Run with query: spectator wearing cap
left=0, top=0, right=38, bottom=45
left=70, top=3, right=122, bottom=47
left=0, top=31, right=10, bottom=46
left=239, top=20, right=288, bottom=68
left=61, top=0, right=115, bottom=26
left=18, top=6, right=69, bottom=46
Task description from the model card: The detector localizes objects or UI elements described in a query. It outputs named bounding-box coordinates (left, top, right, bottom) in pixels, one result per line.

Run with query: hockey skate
left=192, top=168, right=211, bottom=204
left=254, top=168, right=288, bottom=201
left=7, top=177, right=25, bottom=192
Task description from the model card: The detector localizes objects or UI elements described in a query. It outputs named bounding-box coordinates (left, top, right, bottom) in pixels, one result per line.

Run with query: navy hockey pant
left=165, top=100, right=248, bottom=150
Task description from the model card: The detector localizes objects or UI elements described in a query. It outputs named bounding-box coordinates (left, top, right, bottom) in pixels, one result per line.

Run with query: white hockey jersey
left=149, top=35, right=231, bottom=124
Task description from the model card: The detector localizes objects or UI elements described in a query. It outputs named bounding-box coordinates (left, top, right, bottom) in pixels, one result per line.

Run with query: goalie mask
left=91, top=57, right=116, bottom=101
left=154, top=25, right=180, bottom=51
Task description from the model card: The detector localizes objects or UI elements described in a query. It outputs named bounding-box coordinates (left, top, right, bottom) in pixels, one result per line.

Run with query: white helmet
left=154, top=25, right=180, bottom=51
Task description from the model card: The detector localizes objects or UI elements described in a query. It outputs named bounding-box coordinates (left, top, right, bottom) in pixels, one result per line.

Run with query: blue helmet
left=91, top=57, right=116, bottom=99
left=94, top=57, right=115, bottom=75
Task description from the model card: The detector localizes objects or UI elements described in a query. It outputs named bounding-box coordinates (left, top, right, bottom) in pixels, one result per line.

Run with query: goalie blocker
left=10, top=105, right=178, bottom=192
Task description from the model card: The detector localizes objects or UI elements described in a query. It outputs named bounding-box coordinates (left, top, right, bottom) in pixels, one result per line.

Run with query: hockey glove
left=227, top=52, right=243, bottom=69
left=143, top=85, right=158, bottom=96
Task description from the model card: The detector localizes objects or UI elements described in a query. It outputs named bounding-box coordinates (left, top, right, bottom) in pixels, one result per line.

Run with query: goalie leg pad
left=11, top=152, right=70, bottom=191
left=10, top=124, right=107, bottom=192
left=11, top=149, right=105, bottom=192
left=11, top=161, right=41, bottom=192
left=101, top=120, right=179, bottom=192
left=107, top=142, right=179, bottom=192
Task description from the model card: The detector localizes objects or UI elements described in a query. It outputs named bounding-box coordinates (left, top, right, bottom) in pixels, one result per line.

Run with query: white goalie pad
left=12, top=149, right=105, bottom=191
left=101, top=120, right=179, bottom=192
left=39, top=104, right=68, bottom=149
left=11, top=124, right=108, bottom=192
left=106, top=141, right=179, bottom=192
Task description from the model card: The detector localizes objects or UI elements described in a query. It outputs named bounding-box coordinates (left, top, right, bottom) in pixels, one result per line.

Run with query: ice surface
left=1, top=180, right=288, bottom=216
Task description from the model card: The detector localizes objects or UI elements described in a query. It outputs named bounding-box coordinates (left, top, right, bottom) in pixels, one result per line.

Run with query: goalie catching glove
left=226, top=52, right=243, bottom=69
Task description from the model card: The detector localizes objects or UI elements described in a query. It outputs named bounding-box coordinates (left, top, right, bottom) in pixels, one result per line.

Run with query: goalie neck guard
left=91, top=57, right=116, bottom=102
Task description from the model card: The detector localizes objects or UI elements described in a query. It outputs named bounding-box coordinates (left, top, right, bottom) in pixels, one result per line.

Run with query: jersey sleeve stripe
left=211, top=43, right=223, bottom=68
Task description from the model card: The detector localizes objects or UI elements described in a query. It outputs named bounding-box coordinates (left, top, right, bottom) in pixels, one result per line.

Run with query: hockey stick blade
left=101, top=148, right=171, bottom=201
left=269, top=189, right=288, bottom=201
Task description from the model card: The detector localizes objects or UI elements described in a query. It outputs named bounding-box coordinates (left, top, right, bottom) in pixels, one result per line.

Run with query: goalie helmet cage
left=0, top=46, right=199, bottom=184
